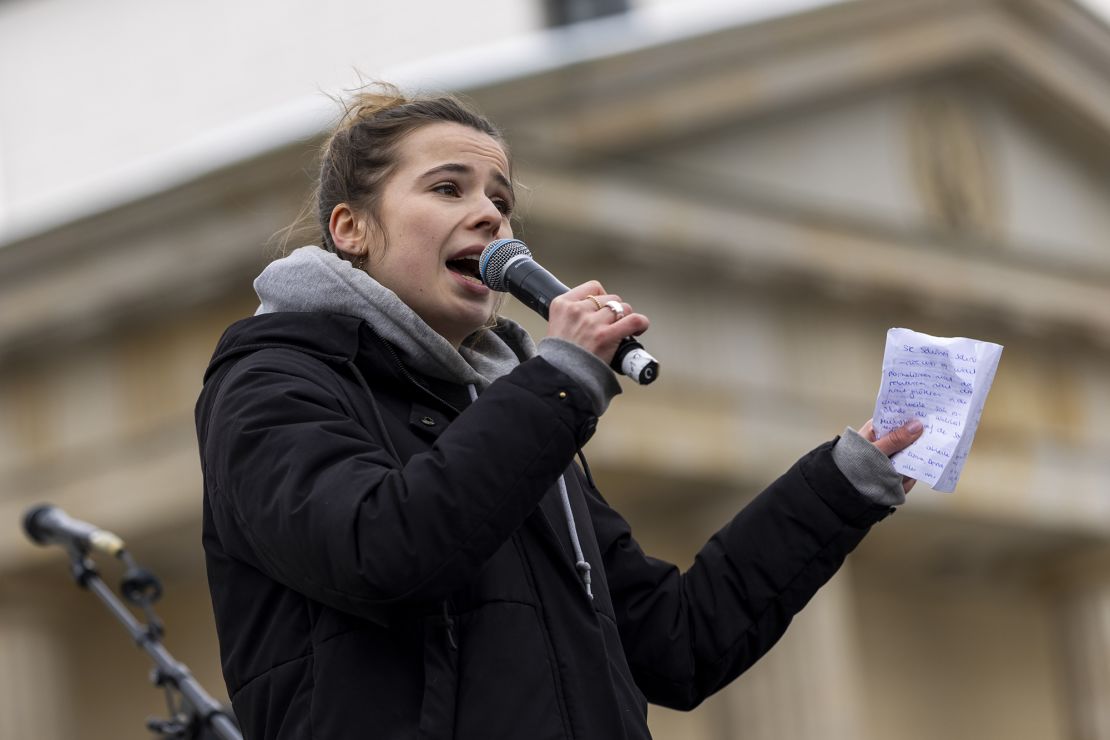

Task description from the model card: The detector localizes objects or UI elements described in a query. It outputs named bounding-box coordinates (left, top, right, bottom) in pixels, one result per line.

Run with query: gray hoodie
left=254, top=245, right=621, bottom=415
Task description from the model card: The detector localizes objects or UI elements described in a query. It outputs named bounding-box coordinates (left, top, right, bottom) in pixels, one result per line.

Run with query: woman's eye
left=433, top=182, right=460, bottom=196
left=493, top=198, right=513, bottom=216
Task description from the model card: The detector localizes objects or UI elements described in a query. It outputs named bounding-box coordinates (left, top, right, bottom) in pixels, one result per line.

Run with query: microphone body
left=498, top=257, right=569, bottom=320
left=480, top=239, right=659, bottom=384
left=23, top=504, right=125, bottom=556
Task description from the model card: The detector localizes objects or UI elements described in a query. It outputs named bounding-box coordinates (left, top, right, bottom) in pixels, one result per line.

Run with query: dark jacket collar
left=204, top=311, right=473, bottom=413
left=204, top=312, right=367, bottom=383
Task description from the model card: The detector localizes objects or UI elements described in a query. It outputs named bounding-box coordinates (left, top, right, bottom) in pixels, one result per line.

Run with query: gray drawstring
left=556, top=474, right=593, bottom=600
left=467, top=385, right=593, bottom=600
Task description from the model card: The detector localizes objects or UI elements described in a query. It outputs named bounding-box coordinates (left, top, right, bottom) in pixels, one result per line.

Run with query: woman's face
left=363, top=122, right=514, bottom=347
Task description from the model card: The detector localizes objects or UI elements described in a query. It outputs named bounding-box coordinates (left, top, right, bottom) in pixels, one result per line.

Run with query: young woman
left=196, top=86, right=921, bottom=740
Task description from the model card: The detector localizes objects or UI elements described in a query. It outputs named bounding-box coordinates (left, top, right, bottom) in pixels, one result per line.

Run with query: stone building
left=1, top=0, right=1109, bottom=738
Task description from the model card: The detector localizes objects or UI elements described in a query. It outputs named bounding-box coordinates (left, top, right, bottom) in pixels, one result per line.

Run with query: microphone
left=480, top=238, right=659, bottom=385
left=23, top=504, right=126, bottom=557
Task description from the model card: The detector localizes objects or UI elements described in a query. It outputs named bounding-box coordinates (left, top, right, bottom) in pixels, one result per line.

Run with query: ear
left=329, top=203, right=369, bottom=262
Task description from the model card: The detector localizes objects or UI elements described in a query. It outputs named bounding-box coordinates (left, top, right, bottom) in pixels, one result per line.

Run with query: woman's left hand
left=859, top=418, right=923, bottom=493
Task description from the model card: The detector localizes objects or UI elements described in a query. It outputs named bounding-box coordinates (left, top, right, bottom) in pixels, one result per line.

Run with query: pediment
left=476, top=0, right=1110, bottom=261
left=471, top=0, right=1110, bottom=342
left=482, top=0, right=1110, bottom=158
left=631, top=73, right=1110, bottom=271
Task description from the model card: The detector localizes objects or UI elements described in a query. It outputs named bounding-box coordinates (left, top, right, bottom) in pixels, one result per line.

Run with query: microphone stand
left=60, top=543, right=242, bottom=739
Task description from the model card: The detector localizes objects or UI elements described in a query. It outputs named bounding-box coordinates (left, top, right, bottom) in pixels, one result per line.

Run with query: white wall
left=0, top=0, right=541, bottom=234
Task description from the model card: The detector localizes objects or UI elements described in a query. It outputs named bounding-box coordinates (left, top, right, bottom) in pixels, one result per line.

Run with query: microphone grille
left=480, top=239, right=531, bottom=292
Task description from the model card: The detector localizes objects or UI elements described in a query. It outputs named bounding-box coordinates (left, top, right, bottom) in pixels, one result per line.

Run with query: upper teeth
left=450, top=255, right=483, bottom=283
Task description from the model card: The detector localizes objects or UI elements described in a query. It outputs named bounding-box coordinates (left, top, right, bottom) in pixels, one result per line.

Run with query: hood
left=203, top=311, right=368, bottom=383
left=240, top=245, right=535, bottom=388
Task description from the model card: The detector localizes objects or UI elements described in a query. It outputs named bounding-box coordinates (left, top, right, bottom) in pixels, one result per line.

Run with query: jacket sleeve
left=200, top=349, right=596, bottom=619
left=586, top=440, right=894, bottom=710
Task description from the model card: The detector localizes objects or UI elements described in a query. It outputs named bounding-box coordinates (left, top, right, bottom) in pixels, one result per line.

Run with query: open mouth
left=446, top=255, right=484, bottom=285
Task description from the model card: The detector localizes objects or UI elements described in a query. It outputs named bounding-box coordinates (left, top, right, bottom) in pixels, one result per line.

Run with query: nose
left=470, top=196, right=508, bottom=238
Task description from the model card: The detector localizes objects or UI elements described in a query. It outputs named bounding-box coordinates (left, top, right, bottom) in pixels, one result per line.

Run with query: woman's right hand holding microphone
left=546, top=281, right=651, bottom=366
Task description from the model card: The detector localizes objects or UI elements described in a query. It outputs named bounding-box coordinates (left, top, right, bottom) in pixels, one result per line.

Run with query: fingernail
left=907, top=419, right=924, bottom=434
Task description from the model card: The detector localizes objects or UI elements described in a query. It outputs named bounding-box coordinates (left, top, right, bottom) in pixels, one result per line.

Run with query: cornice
left=478, top=0, right=1110, bottom=157
left=0, top=144, right=308, bottom=362
left=517, top=164, right=1110, bottom=345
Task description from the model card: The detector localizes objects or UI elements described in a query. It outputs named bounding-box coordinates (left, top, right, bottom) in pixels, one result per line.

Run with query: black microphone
left=23, top=504, right=126, bottom=556
left=480, top=239, right=659, bottom=385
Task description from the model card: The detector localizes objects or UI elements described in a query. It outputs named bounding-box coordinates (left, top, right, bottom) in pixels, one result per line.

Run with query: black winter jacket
left=196, top=312, right=894, bottom=740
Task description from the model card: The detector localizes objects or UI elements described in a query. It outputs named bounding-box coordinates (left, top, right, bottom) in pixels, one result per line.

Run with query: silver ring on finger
left=604, top=300, right=625, bottom=319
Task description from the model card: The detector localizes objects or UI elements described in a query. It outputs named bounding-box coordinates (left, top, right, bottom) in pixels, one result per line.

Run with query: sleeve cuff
left=831, top=427, right=906, bottom=508
left=536, top=337, right=622, bottom=416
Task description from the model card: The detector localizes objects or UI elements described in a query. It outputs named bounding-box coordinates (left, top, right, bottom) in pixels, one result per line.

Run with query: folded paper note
left=871, top=328, right=1003, bottom=492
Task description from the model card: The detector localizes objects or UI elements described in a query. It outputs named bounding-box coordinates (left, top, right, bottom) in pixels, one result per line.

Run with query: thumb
left=873, top=419, right=924, bottom=457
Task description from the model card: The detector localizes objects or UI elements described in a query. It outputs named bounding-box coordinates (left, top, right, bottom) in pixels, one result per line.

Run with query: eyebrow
left=422, top=163, right=513, bottom=194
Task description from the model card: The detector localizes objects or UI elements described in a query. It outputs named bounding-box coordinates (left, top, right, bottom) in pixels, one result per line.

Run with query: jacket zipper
left=375, top=335, right=462, bottom=651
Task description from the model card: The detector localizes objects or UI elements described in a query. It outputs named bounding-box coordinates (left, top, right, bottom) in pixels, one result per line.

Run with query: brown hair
left=304, top=83, right=509, bottom=256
